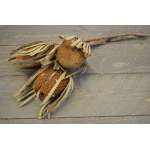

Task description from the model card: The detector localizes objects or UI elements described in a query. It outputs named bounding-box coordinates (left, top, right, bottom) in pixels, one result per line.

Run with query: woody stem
left=85, top=33, right=149, bottom=47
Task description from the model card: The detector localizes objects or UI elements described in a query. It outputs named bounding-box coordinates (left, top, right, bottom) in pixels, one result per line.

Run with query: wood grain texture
left=0, top=25, right=150, bottom=123
left=0, top=25, right=149, bottom=45
left=1, top=74, right=150, bottom=118
left=1, top=115, right=150, bottom=124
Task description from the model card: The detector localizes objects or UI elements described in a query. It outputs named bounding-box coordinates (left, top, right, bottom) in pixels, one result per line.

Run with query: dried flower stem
left=85, top=33, right=149, bottom=47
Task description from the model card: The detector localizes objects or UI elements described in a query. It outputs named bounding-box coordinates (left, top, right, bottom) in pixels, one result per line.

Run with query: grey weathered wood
left=0, top=75, right=40, bottom=118
left=53, top=73, right=150, bottom=117
left=1, top=115, right=150, bottom=124
left=1, top=25, right=150, bottom=123
left=0, top=25, right=149, bottom=45
left=1, top=74, right=150, bottom=118
left=88, top=39, right=150, bottom=74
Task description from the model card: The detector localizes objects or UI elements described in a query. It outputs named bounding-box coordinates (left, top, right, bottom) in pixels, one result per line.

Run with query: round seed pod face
left=56, top=40, right=86, bottom=69
left=32, top=66, right=69, bottom=100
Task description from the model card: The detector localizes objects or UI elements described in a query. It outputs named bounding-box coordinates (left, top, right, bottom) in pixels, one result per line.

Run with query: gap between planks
left=1, top=71, right=150, bottom=78
left=1, top=114, right=150, bottom=120
left=1, top=115, right=150, bottom=123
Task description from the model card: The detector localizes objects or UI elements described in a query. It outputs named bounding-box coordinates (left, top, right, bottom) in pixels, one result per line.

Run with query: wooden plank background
left=0, top=25, right=150, bottom=123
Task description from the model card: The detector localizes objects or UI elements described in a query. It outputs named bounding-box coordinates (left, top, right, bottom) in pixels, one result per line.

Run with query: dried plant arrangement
left=15, top=64, right=74, bottom=119
left=9, top=33, right=148, bottom=119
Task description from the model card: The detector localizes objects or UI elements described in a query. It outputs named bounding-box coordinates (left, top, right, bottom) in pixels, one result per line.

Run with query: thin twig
left=85, top=33, right=149, bottom=46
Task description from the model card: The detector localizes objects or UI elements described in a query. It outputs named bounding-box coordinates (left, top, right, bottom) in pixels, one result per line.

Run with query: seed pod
left=8, top=41, right=58, bottom=68
left=15, top=65, right=74, bottom=119
left=32, top=66, right=70, bottom=100
left=56, top=36, right=91, bottom=69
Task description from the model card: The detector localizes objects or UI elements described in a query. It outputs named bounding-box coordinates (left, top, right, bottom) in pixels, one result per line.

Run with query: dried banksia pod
left=8, top=41, right=59, bottom=68
left=56, top=36, right=91, bottom=69
left=15, top=65, right=74, bottom=119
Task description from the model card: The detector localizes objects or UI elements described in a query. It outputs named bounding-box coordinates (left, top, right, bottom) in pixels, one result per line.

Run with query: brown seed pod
left=32, top=66, right=69, bottom=100
left=56, top=36, right=91, bottom=69
left=8, top=41, right=58, bottom=68
left=15, top=65, right=74, bottom=119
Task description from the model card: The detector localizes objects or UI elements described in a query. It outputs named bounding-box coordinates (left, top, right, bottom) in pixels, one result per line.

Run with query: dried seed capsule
left=32, top=66, right=69, bottom=100
left=8, top=41, right=57, bottom=68
left=56, top=36, right=91, bottom=69
left=15, top=65, right=74, bottom=119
